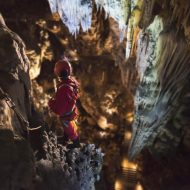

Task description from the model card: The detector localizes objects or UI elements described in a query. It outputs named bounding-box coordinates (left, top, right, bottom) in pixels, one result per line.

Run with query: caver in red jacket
left=48, top=76, right=79, bottom=140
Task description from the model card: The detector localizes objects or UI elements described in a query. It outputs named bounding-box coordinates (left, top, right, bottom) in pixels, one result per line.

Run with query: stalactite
left=48, top=0, right=93, bottom=36
left=95, top=0, right=130, bottom=40
left=125, top=0, right=143, bottom=59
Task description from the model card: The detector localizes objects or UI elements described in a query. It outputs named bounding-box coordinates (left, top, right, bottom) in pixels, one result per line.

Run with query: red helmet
left=54, top=57, right=72, bottom=77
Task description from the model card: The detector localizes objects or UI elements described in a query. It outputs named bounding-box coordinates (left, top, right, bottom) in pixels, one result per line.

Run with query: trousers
left=60, top=119, right=79, bottom=140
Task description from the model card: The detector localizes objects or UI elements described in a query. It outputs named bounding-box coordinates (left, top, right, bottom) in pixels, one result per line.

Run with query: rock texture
left=34, top=132, right=103, bottom=190
left=127, top=0, right=190, bottom=159
left=0, top=14, right=35, bottom=190
left=0, top=131, right=34, bottom=190
left=0, top=13, right=31, bottom=135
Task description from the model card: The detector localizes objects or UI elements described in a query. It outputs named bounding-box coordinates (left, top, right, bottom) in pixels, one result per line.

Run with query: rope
left=27, top=125, right=42, bottom=131
left=0, top=87, right=42, bottom=135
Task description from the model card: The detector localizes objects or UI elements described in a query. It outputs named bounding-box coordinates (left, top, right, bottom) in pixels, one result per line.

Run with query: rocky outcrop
left=34, top=132, right=103, bottom=190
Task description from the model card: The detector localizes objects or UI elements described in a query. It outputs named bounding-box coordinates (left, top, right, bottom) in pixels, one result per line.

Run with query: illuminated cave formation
left=46, top=0, right=190, bottom=159
left=0, top=0, right=190, bottom=190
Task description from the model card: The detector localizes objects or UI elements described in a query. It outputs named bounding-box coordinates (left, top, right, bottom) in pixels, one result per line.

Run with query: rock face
left=0, top=13, right=103, bottom=190
left=0, top=13, right=31, bottom=135
left=0, top=14, right=34, bottom=190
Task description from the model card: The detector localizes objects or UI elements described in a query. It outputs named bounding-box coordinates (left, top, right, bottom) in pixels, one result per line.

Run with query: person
left=48, top=57, right=80, bottom=148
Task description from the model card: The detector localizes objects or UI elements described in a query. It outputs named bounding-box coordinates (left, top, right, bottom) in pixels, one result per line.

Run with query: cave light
left=73, top=57, right=79, bottom=61
left=121, top=158, right=137, bottom=170
left=106, top=107, right=118, bottom=115
left=52, top=25, right=61, bottom=33
left=114, top=180, right=123, bottom=190
left=128, top=116, right=134, bottom=123
left=126, top=112, right=134, bottom=123
left=60, top=38, right=69, bottom=45
left=97, top=116, right=108, bottom=130
left=124, top=131, right=132, bottom=140
left=135, top=182, right=143, bottom=190
left=27, top=50, right=41, bottom=80
left=52, top=12, right=60, bottom=21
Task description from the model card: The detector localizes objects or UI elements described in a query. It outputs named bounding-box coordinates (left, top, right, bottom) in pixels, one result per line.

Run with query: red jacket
left=48, top=77, right=79, bottom=120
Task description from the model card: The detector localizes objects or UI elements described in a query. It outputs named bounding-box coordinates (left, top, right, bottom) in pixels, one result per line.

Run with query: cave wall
left=126, top=0, right=190, bottom=159
left=0, top=15, right=34, bottom=190
left=0, top=14, right=32, bottom=135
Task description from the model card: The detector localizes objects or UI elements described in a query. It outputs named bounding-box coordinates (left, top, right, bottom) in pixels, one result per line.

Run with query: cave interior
left=0, top=0, right=190, bottom=190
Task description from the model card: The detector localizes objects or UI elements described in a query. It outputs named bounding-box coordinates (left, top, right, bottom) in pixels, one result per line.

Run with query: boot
left=67, top=138, right=81, bottom=149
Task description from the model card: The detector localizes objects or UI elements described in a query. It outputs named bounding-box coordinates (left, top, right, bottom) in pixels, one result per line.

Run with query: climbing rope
left=0, top=87, right=42, bottom=137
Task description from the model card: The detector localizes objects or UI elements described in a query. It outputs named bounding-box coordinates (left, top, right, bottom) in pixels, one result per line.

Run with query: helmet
left=54, top=57, right=72, bottom=77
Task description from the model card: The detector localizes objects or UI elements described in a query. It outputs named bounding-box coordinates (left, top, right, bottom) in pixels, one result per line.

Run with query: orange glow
left=60, top=38, right=69, bottom=45
left=52, top=25, right=61, bottom=33
left=128, top=116, right=134, bottom=122
left=121, top=158, right=137, bottom=170
left=114, top=180, right=122, bottom=190
left=124, top=131, right=132, bottom=140
left=97, top=116, right=108, bottom=130
left=52, top=12, right=60, bottom=21
left=127, top=112, right=133, bottom=117
left=135, top=182, right=143, bottom=190
left=126, top=112, right=134, bottom=123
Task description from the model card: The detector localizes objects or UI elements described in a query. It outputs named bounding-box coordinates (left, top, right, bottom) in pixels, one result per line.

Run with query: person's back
left=48, top=57, right=80, bottom=148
